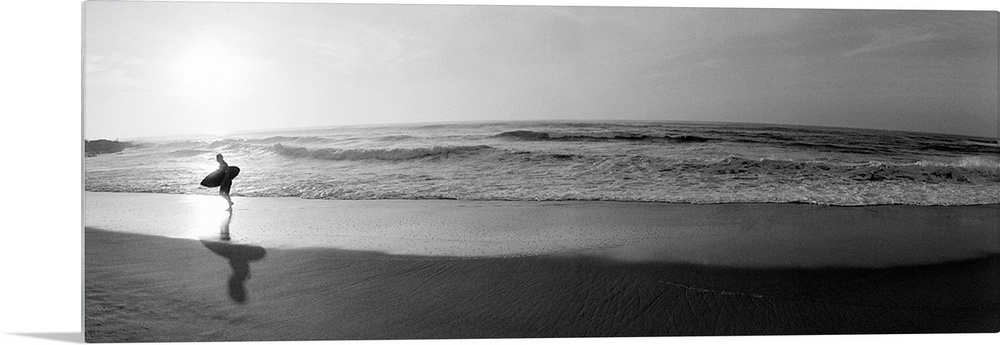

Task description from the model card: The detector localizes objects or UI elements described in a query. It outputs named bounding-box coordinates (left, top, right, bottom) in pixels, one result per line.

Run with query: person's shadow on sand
left=200, top=211, right=267, bottom=304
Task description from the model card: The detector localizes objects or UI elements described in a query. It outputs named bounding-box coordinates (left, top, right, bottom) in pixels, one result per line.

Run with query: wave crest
left=271, top=143, right=494, bottom=161
left=495, top=130, right=712, bottom=143
left=168, top=149, right=213, bottom=157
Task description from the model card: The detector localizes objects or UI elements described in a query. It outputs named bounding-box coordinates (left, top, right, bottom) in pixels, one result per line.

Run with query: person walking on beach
left=200, top=153, right=240, bottom=210
left=217, top=153, right=234, bottom=211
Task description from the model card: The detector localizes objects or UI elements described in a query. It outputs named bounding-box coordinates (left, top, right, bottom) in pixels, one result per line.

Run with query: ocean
left=84, top=121, right=1000, bottom=206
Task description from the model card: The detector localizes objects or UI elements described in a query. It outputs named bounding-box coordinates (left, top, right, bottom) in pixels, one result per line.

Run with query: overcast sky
left=84, top=2, right=998, bottom=139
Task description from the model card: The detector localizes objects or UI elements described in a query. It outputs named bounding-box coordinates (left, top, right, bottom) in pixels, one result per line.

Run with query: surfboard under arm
left=200, top=166, right=240, bottom=187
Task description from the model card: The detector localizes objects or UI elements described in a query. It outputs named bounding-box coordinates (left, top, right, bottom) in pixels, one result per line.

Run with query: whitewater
left=84, top=121, right=1000, bottom=206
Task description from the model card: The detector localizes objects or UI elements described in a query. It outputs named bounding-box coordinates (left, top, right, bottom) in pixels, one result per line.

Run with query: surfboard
left=200, top=166, right=240, bottom=187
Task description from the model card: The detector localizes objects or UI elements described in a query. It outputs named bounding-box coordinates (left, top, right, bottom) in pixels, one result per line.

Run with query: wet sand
left=84, top=192, right=999, bottom=267
left=83, top=193, right=1000, bottom=341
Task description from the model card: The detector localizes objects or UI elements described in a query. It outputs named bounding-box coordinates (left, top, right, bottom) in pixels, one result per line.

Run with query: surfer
left=217, top=154, right=234, bottom=211
left=199, top=154, right=240, bottom=210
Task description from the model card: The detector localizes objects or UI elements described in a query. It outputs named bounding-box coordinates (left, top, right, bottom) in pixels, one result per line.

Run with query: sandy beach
left=84, top=192, right=999, bottom=341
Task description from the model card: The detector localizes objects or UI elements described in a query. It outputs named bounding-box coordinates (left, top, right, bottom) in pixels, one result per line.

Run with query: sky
left=84, top=1, right=998, bottom=139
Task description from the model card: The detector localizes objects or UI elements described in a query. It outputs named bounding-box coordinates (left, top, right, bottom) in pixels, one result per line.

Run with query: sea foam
left=271, top=143, right=495, bottom=161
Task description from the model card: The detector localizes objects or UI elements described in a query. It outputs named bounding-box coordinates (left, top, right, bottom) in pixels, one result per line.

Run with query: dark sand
left=86, top=227, right=999, bottom=342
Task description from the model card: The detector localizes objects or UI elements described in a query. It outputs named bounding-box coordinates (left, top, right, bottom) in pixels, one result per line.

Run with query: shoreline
left=85, top=191, right=999, bottom=267
left=84, top=189, right=1000, bottom=207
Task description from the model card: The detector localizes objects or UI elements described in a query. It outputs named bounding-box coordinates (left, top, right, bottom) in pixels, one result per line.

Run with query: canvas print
left=83, top=1, right=999, bottom=342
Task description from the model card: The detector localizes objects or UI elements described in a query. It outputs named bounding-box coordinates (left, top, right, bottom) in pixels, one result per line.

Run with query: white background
left=1, top=1, right=997, bottom=345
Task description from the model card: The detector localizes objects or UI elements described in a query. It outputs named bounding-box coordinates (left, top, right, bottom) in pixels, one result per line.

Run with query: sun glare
left=172, top=42, right=255, bottom=99
left=180, top=195, right=234, bottom=239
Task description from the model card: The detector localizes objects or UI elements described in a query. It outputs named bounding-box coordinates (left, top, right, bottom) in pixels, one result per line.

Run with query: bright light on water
left=177, top=195, right=233, bottom=240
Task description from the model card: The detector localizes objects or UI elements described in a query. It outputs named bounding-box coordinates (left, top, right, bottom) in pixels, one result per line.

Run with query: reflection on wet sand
left=200, top=211, right=267, bottom=303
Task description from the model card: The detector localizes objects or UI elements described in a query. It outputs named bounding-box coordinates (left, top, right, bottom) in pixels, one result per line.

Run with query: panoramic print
left=84, top=1, right=999, bottom=342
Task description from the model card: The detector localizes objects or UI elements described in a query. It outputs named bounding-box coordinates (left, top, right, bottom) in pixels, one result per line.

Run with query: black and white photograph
left=4, top=0, right=1000, bottom=344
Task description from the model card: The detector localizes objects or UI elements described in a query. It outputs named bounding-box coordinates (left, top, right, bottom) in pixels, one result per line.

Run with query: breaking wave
left=271, top=143, right=495, bottom=161
left=168, top=149, right=213, bottom=157
left=673, top=156, right=1000, bottom=184
left=495, top=130, right=713, bottom=143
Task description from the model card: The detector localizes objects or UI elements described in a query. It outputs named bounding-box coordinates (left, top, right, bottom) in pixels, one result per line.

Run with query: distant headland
left=85, top=139, right=137, bottom=156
